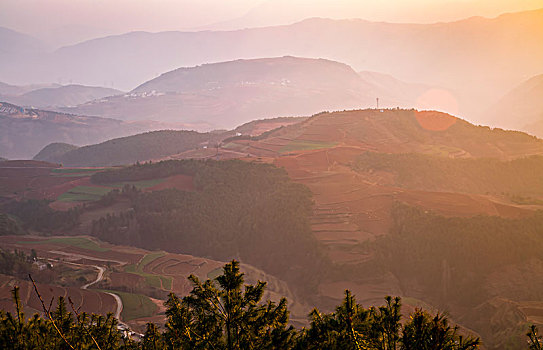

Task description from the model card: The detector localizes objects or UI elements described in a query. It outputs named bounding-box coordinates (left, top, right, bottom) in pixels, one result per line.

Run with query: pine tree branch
left=28, top=274, right=76, bottom=350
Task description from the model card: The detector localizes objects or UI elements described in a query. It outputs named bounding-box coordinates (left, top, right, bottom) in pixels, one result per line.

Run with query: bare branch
left=28, top=274, right=76, bottom=350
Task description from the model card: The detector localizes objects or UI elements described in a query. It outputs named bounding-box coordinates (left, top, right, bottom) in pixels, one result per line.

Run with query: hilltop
left=61, top=56, right=435, bottom=129
left=220, top=108, right=543, bottom=348
left=33, top=142, right=78, bottom=163
left=0, top=102, right=185, bottom=159
left=62, top=57, right=388, bottom=129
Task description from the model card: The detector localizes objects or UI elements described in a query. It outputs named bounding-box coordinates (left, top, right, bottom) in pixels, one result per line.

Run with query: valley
left=2, top=3, right=543, bottom=348
left=3, top=109, right=543, bottom=348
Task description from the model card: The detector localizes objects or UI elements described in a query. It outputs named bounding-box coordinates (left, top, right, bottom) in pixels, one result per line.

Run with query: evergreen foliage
left=353, top=152, right=543, bottom=197
left=91, top=160, right=324, bottom=293
left=2, top=199, right=80, bottom=233
left=0, top=260, right=486, bottom=349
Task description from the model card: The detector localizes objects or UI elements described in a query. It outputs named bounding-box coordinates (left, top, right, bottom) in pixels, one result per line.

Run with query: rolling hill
left=5, top=108, right=543, bottom=347
left=34, top=116, right=307, bottom=166
left=220, top=108, right=543, bottom=348
left=1, top=84, right=122, bottom=108
left=41, top=130, right=228, bottom=167
left=33, top=142, right=79, bottom=163
left=485, top=74, right=543, bottom=137
left=61, top=57, right=425, bottom=129
left=0, top=102, right=186, bottom=159
left=2, top=9, right=542, bottom=120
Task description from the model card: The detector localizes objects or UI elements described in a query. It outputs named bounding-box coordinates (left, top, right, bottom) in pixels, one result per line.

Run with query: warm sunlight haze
left=1, top=1, right=543, bottom=349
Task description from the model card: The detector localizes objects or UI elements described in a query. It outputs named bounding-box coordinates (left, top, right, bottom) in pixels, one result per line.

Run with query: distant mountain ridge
left=61, top=56, right=429, bottom=129
left=7, top=84, right=121, bottom=108
left=0, top=102, right=188, bottom=159
left=1, top=9, right=542, bottom=122
left=0, top=83, right=121, bottom=108
left=133, top=57, right=367, bottom=93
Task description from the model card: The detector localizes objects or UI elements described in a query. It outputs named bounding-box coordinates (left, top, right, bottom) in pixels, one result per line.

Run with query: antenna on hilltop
left=376, top=97, right=379, bottom=109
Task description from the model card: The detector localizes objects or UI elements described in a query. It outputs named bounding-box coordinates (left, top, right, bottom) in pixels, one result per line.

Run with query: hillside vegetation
left=42, top=130, right=227, bottom=166
left=353, top=152, right=543, bottom=197
left=91, top=160, right=324, bottom=294
left=0, top=102, right=174, bottom=159
left=371, top=203, right=543, bottom=348
left=0, top=259, right=486, bottom=349
left=33, top=143, right=78, bottom=163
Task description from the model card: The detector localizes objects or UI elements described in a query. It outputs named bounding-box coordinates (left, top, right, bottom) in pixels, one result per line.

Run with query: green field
left=19, top=237, right=108, bottom=252
left=280, top=140, right=337, bottom=153
left=57, top=186, right=113, bottom=202
left=109, top=179, right=164, bottom=190
left=57, top=179, right=164, bottom=202
left=124, top=251, right=172, bottom=290
left=52, top=168, right=110, bottom=174
left=103, top=290, right=157, bottom=321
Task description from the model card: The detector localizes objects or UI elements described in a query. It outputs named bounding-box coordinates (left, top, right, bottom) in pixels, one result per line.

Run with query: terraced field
left=0, top=234, right=308, bottom=330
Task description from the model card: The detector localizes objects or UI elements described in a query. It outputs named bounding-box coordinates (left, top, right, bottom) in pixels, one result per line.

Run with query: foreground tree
left=163, top=260, right=295, bottom=349
left=0, top=287, right=137, bottom=350
left=297, top=291, right=479, bottom=350
left=0, top=260, right=486, bottom=349
left=401, top=309, right=479, bottom=350
left=528, top=325, right=543, bottom=350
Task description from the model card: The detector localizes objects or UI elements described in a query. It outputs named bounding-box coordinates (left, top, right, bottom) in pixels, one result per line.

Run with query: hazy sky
left=1, top=0, right=542, bottom=47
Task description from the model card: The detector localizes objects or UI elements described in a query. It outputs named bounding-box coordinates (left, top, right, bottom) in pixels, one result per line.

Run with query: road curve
left=80, top=265, right=124, bottom=322
left=104, top=292, right=123, bottom=320
left=82, top=265, right=105, bottom=290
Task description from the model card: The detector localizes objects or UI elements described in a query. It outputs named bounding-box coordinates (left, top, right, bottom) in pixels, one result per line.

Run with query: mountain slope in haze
left=44, top=130, right=228, bottom=167
left=0, top=102, right=185, bottom=159
left=485, top=74, right=543, bottom=137
left=1, top=84, right=122, bottom=108
left=0, top=26, right=48, bottom=55
left=37, top=116, right=308, bottom=166
left=0, top=81, right=60, bottom=96
left=33, top=143, right=79, bottom=163
left=2, top=9, right=542, bottom=118
left=62, top=57, right=420, bottom=129
left=133, top=57, right=367, bottom=93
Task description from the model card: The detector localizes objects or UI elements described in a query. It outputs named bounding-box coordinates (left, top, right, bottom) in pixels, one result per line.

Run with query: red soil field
left=0, top=274, right=117, bottom=316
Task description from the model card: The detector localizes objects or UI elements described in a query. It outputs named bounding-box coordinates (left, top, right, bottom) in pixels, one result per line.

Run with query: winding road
left=50, top=258, right=125, bottom=323
left=81, top=266, right=123, bottom=321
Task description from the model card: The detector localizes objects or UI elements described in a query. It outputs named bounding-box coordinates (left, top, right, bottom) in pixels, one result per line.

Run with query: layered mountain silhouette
left=61, top=56, right=436, bottom=129
left=0, top=102, right=186, bottom=159
left=0, top=83, right=121, bottom=108
left=1, top=9, right=542, bottom=122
